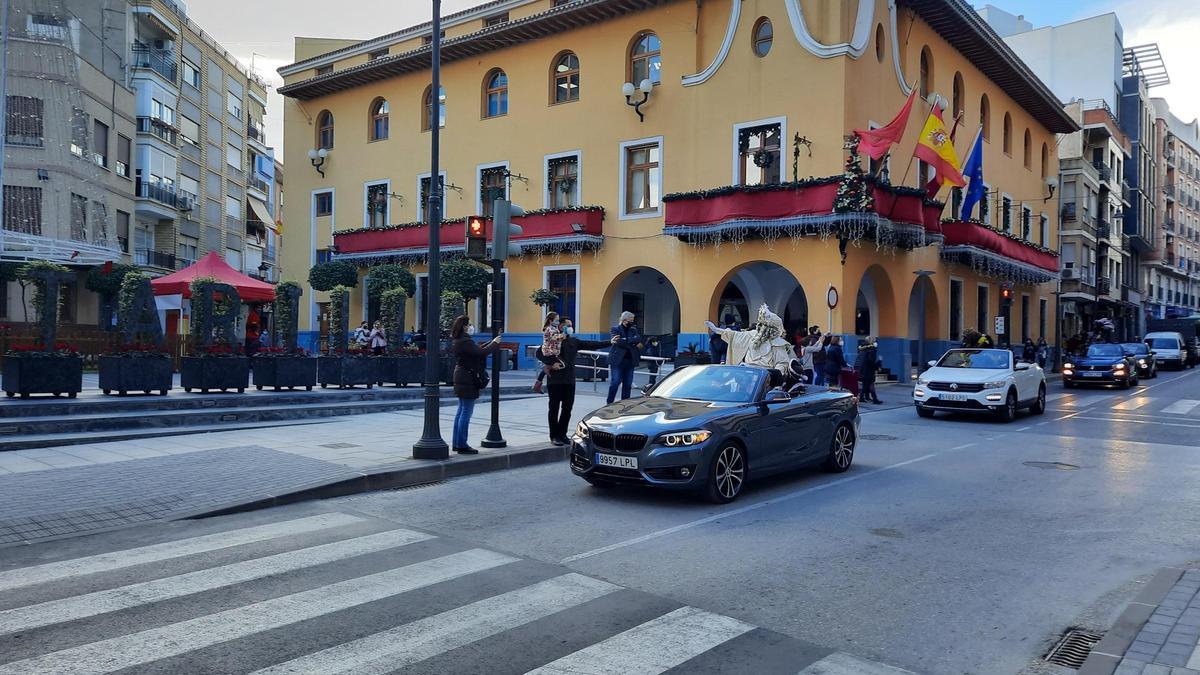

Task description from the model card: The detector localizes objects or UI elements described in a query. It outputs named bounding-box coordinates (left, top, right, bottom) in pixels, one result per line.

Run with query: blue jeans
left=813, top=369, right=827, bottom=386
left=607, top=361, right=635, bottom=404
left=453, top=397, right=476, bottom=449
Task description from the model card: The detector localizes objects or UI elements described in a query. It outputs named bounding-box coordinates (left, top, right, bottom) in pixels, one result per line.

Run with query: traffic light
left=491, top=199, right=524, bottom=262
left=1000, top=284, right=1014, bottom=307
left=465, top=216, right=487, bottom=261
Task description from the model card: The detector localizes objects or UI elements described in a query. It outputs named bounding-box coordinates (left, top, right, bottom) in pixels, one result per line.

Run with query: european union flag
left=960, top=127, right=986, bottom=220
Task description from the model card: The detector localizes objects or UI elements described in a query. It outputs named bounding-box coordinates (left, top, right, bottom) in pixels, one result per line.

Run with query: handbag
left=472, top=365, right=490, bottom=391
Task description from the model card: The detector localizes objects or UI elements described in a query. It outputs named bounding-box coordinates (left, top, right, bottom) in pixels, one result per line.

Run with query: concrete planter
left=317, top=355, right=377, bottom=389
left=99, top=355, right=172, bottom=396
left=180, top=356, right=250, bottom=393
left=3, top=354, right=83, bottom=398
left=376, top=356, right=423, bottom=387
left=252, top=356, right=317, bottom=391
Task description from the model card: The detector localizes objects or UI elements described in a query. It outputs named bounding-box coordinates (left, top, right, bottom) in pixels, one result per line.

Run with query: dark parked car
left=569, top=365, right=860, bottom=503
left=1121, top=342, right=1158, bottom=379
left=1062, top=343, right=1139, bottom=389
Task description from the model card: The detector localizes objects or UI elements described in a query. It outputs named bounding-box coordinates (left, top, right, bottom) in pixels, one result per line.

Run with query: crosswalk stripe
left=252, top=573, right=620, bottom=675
left=0, top=548, right=516, bottom=675
left=524, top=605, right=755, bottom=675
left=797, top=652, right=916, bottom=674
left=0, top=528, right=433, bottom=636
left=1045, top=393, right=1069, bottom=402
left=1162, top=399, right=1200, bottom=415
left=0, top=513, right=365, bottom=594
left=1112, top=397, right=1153, bottom=411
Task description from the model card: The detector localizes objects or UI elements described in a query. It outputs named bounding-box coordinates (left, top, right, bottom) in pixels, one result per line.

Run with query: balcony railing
left=1093, top=160, right=1112, bottom=182
left=136, top=116, right=178, bottom=145
left=247, top=119, right=266, bottom=144
left=1096, top=219, right=1111, bottom=240
left=248, top=175, right=270, bottom=194
left=131, top=45, right=178, bottom=83
left=135, top=179, right=181, bottom=209
left=1166, top=185, right=1176, bottom=200
left=1061, top=202, right=1077, bottom=222
left=1165, top=216, right=1176, bottom=232
left=264, top=244, right=277, bottom=262
left=1097, top=277, right=1112, bottom=296
left=134, top=248, right=176, bottom=269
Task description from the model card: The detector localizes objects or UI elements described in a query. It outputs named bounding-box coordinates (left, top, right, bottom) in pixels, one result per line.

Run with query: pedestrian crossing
left=1048, top=392, right=1200, bottom=418
left=0, top=509, right=902, bottom=674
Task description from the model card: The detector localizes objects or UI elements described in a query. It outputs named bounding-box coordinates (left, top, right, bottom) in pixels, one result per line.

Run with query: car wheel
left=824, top=424, right=856, bottom=473
left=997, top=390, right=1017, bottom=423
left=916, top=406, right=935, bottom=418
left=1030, top=385, right=1046, bottom=415
left=705, top=443, right=746, bottom=504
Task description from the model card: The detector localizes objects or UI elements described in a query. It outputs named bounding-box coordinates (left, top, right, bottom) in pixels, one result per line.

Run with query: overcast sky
left=181, top=0, right=1200, bottom=158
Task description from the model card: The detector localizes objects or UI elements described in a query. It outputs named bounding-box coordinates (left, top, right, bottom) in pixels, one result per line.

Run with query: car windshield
left=935, top=350, right=1009, bottom=369
left=1149, top=338, right=1180, bottom=349
left=1087, top=344, right=1125, bottom=357
left=650, top=366, right=762, bottom=403
left=1121, top=343, right=1148, bottom=355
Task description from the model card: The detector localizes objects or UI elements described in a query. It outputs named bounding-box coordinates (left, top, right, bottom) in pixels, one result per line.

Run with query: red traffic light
left=467, top=216, right=486, bottom=237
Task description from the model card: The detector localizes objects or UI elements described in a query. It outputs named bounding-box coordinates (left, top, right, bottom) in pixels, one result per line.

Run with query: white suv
left=913, top=348, right=1046, bottom=423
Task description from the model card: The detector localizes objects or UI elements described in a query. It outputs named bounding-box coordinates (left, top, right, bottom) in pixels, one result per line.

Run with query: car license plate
left=1082, top=372, right=1104, bottom=378
left=595, top=453, right=637, bottom=469
left=939, top=393, right=968, bottom=401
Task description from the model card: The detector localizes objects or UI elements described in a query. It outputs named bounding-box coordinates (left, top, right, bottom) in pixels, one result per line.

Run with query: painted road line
left=252, top=574, right=619, bottom=675
left=1111, top=397, right=1154, bottom=411
left=0, top=549, right=517, bottom=675
left=0, top=528, right=434, bottom=635
left=1069, top=416, right=1200, bottom=429
left=0, top=513, right=366, bottom=593
left=561, top=454, right=938, bottom=564
left=525, top=606, right=754, bottom=675
left=1045, top=393, right=1070, bottom=402
left=797, top=652, right=916, bottom=674
left=1162, top=399, right=1200, bottom=415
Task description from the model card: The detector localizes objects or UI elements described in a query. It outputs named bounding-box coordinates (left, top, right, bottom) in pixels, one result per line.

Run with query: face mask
left=466, top=325, right=476, bottom=336
left=563, top=326, right=574, bottom=335
left=551, top=320, right=560, bottom=327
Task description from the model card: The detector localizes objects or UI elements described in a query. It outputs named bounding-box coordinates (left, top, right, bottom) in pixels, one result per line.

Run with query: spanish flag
left=914, top=107, right=964, bottom=188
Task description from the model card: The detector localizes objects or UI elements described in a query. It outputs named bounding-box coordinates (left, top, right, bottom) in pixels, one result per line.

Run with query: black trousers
left=860, top=378, right=880, bottom=402
left=547, top=382, right=575, bottom=440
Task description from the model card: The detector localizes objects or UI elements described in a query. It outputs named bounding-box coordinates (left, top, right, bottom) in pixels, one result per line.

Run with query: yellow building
left=277, top=0, right=1074, bottom=378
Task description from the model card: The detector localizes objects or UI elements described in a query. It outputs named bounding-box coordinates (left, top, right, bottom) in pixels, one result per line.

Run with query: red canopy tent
left=150, top=251, right=275, bottom=302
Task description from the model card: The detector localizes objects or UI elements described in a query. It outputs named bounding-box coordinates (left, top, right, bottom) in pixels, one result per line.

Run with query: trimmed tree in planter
left=365, top=264, right=416, bottom=301
left=3, top=261, right=82, bottom=398
left=99, top=271, right=172, bottom=395
left=180, top=276, right=250, bottom=393
left=86, top=262, right=139, bottom=331
left=435, top=290, right=466, bottom=383
left=376, top=286, right=419, bottom=387
left=442, top=260, right=491, bottom=306
left=318, top=285, right=376, bottom=388
left=307, top=260, right=358, bottom=292
left=253, top=280, right=316, bottom=391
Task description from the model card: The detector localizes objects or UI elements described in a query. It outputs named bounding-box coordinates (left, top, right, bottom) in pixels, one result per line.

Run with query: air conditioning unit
left=153, top=39, right=168, bottom=50
left=1062, top=268, right=1075, bottom=279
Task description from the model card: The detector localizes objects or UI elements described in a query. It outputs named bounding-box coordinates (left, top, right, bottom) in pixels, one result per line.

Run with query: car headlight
left=917, top=377, right=930, bottom=386
left=983, top=380, right=1007, bottom=389
left=659, top=430, right=712, bottom=447
left=1112, top=362, right=1126, bottom=371
left=1138, top=359, right=1146, bottom=365
left=575, top=421, right=590, bottom=438
left=1063, top=362, right=1074, bottom=369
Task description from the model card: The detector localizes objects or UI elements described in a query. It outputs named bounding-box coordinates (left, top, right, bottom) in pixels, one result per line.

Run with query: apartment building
left=1150, top=98, right=1200, bottom=319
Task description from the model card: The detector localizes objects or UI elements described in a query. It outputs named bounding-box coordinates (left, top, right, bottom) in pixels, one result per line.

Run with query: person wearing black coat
left=449, top=315, right=501, bottom=454
left=854, top=338, right=883, bottom=404
left=607, top=311, right=644, bottom=404
left=537, top=332, right=617, bottom=445
left=824, top=336, right=847, bottom=388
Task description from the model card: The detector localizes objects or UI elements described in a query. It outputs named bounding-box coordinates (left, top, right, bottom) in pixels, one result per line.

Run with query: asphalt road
left=1, top=366, right=1198, bottom=674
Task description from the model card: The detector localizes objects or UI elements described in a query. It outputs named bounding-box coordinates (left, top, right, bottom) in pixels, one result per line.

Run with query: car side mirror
left=927, top=360, right=938, bottom=368
left=640, top=383, right=654, bottom=395
left=1149, top=351, right=1157, bottom=356
left=1015, top=362, right=1031, bottom=371
left=763, top=389, right=792, bottom=404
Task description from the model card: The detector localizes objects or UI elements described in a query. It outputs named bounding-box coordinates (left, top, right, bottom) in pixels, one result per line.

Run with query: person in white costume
left=704, top=304, right=795, bottom=375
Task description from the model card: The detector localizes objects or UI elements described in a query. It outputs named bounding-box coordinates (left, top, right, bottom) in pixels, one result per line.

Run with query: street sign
left=994, top=316, right=1005, bottom=335
left=826, top=286, right=839, bottom=309
left=486, top=283, right=494, bottom=329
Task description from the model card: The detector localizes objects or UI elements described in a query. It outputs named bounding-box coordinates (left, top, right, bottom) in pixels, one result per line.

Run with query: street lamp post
left=413, top=0, right=449, bottom=460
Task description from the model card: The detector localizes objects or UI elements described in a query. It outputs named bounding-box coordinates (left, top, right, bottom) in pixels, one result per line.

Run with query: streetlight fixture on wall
left=622, top=78, right=654, bottom=122
left=307, top=148, right=328, bottom=177
left=1043, top=176, right=1057, bottom=202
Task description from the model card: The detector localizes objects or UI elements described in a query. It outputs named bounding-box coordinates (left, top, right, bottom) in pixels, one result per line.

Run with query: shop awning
left=151, top=251, right=275, bottom=302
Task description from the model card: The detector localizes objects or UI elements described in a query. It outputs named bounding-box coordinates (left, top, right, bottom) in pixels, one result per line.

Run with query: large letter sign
left=120, top=276, right=165, bottom=348
left=277, top=283, right=302, bottom=351
left=29, top=267, right=75, bottom=349
left=195, top=282, right=242, bottom=347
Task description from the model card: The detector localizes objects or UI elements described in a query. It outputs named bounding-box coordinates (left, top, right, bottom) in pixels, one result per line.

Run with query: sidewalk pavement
left=0, top=389, right=609, bottom=547
left=1081, top=568, right=1200, bottom=674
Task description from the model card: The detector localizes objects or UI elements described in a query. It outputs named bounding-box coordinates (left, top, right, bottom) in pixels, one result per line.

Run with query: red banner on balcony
left=334, top=209, right=604, bottom=255
left=940, top=220, right=1059, bottom=273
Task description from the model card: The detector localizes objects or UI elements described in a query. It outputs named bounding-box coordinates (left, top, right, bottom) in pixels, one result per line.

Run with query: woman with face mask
left=450, top=315, right=501, bottom=454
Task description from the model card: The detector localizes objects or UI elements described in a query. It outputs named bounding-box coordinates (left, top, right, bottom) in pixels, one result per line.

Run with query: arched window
left=980, top=94, right=990, bottom=142
left=1003, top=112, right=1013, bottom=155
left=629, top=31, right=661, bottom=86
left=482, top=68, right=508, bottom=118
left=368, top=98, right=388, bottom=141
left=752, top=17, right=772, bottom=57
left=919, top=47, right=933, bottom=99
left=551, top=51, right=580, bottom=104
left=422, top=85, right=445, bottom=131
left=874, top=24, right=885, bottom=63
left=952, top=72, right=964, bottom=117
left=1041, top=142, right=1050, bottom=178
left=1023, top=129, right=1031, bottom=168
left=317, top=110, right=334, bottom=150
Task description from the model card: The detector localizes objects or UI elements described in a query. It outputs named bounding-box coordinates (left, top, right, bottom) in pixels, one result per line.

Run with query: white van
left=1144, top=332, right=1188, bottom=370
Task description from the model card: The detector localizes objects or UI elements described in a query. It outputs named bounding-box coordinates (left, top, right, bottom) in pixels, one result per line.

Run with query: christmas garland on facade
left=942, top=218, right=1059, bottom=256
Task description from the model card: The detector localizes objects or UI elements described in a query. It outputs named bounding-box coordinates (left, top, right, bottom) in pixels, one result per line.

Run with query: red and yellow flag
left=914, top=108, right=964, bottom=188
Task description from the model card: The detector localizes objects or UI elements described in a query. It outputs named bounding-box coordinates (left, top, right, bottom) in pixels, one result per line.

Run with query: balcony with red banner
left=661, top=176, right=944, bottom=251
left=939, top=219, right=1060, bottom=285
left=331, top=206, right=605, bottom=262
